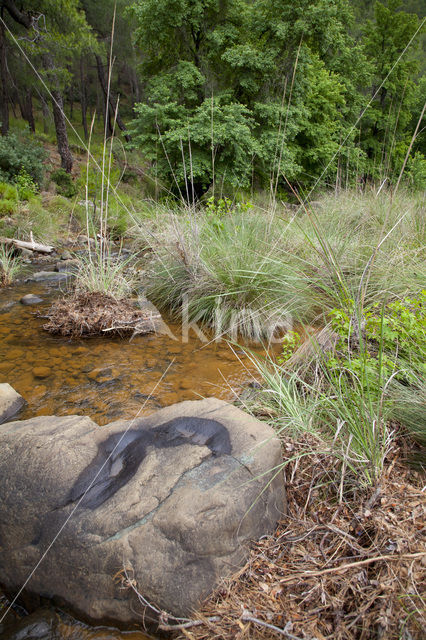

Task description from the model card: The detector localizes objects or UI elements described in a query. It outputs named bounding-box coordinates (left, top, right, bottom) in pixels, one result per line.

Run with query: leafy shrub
left=0, top=182, right=18, bottom=201
left=406, top=151, right=426, bottom=191
left=0, top=182, right=18, bottom=216
left=277, top=331, right=302, bottom=365
left=51, top=168, right=77, bottom=198
left=328, top=293, right=426, bottom=388
left=0, top=133, right=47, bottom=185
left=15, top=168, right=39, bottom=201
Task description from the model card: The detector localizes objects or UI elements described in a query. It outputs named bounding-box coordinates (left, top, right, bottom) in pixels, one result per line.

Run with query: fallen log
left=0, top=236, right=54, bottom=254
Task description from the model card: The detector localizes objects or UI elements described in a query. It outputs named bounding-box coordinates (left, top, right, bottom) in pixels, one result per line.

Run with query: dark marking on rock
left=67, top=417, right=231, bottom=510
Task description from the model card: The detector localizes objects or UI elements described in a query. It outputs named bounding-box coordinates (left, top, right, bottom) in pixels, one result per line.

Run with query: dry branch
left=42, top=292, right=158, bottom=337
left=0, top=236, right=54, bottom=254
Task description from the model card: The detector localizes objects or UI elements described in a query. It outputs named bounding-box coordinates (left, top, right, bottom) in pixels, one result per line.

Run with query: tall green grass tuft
left=246, top=325, right=395, bottom=489
left=233, top=187, right=425, bottom=489
left=73, top=249, right=137, bottom=299
left=145, top=207, right=316, bottom=340
left=144, top=189, right=424, bottom=340
left=0, top=245, right=24, bottom=287
left=390, top=380, right=426, bottom=471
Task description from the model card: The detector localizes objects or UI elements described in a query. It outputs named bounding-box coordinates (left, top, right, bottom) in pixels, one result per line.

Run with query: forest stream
left=0, top=272, right=268, bottom=640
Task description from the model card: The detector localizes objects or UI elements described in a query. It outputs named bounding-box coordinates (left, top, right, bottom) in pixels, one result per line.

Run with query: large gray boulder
left=0, top=384, right=25, bottom=424
left=0, top=399, right=285, bottom=627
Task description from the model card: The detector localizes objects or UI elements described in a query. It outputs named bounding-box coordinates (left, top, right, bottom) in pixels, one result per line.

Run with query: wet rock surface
left=0, top=383, right=25, bottom=424
left=54, top=259, right=79, bottom=273
left=0, top=399, right=285, bottom=627
left=0, top=609, right=60, bottom=640
left=27, top=272, right=69, bottom=283
left=20, top=295, right=44, bottom=306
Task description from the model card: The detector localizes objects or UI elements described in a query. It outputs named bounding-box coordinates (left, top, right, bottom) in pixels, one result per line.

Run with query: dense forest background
left=0, top=0, right=425, bottom=197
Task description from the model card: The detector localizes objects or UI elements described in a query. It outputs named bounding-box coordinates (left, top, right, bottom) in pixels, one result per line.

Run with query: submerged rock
left=54, top=259, right=79, bottom=273
left=27, top=272, right=69, bottom=283
left=32, top=367, right=51, bottom=379
left=0, top=384, right=25, bottom=424
left=0, top=399, right=285, bottom=627
left=20, top=294, right=43, bottom=306
left=0, top=609, right=60, bottom=640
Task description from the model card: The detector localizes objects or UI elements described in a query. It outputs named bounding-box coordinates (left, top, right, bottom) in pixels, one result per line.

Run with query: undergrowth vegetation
left=138, top=186, right=425, bottom=493
left=144, top=189, right=424, bottom=338
left=0, top=246, right=24, bottom=287
left=73, top=249, right=137, bottom=299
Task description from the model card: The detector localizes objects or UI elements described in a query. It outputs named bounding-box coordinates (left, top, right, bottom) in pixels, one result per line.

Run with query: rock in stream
left=0, top=383, right=25, bottom=424
left=0, top=398, right=285, bottom=628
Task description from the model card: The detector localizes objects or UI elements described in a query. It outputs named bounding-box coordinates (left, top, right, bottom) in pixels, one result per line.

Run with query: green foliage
left=329, top=293, right=426, bottom=387
left=104, top=200, right=130, bottom=239
left=17, top=1, right=95, bottom=91
left=77, top=162, right=121, bottom=202
left=0, top=134, right=47, bottom=185
left=406, top=151, right=426, bottom=190
left=130, top=93, right=259, bottom=193
left=129, top=0, right=372, bottom=194
left=360, top=0, right=423, bottom=181
left=0, top=182, right=18, bottom=216
left=51, top=168, right=77, bottom=198
left=205, top=195, right=252, bottom=230
left=0, top=182, right=18, bottom=202
left=249, top=338, right=394, bottom=487
left=278, top=331, right=302, bottom=365
left=15, top=169, right=39, bottom=201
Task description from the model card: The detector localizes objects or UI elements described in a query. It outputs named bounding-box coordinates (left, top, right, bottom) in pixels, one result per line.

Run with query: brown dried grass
left=170, top=441, right=425, bottom=640
left=42, top=292, right=159, bottom=338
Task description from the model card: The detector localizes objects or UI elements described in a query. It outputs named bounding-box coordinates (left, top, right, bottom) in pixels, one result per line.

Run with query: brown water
left=0, top=282, right=262, bottom=426
left=0, top=276, right=268, bottom=639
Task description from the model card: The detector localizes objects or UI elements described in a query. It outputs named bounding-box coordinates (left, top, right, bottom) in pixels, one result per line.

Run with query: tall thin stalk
left=393, top=101, right=426, bottom=197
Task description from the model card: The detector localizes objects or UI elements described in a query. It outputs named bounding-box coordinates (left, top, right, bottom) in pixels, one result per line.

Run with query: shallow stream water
left=0, top=273, right=269, bottom=639
left=0, top=281, right=260, bottom=426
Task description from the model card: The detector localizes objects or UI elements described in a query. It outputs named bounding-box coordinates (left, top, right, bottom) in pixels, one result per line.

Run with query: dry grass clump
left=42, top=292, right=159, bottom=338
left=169, top=441, right=425, bottom=640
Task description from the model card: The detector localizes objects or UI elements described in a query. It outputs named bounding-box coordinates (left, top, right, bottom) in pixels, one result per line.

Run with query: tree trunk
left=43, top=54, right=73, bottom=173
left=95, top=53, right=130, bottom=141
left=16, top=89, right=35, bottom=133
left=80, top=57, right=88, bottom=140
left=129, top=64, right=140, bottom=107
left=17, top=91, right=25, bottom=119
left=0, top=14, right=9, bottom=135
left=51, top=88, right=73, bottom=172
left=131, top=47, right=140, bottom=104
left=24, top=89, right=35, bottom=133
left=95, top=54, right=113, bottom=137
